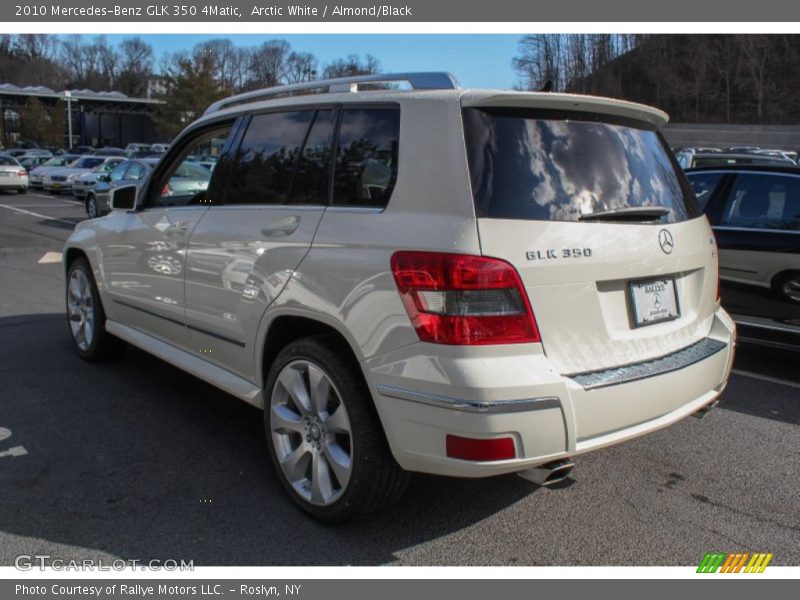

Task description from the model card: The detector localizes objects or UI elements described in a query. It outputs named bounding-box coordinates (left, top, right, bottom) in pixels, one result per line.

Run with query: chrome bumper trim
left=570, top=337, right=728, bottom=390
left=376, top=384, right=560, bottom=413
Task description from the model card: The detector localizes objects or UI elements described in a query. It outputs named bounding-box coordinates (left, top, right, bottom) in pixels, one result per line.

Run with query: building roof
left=0, top=83, right=162, bottom=105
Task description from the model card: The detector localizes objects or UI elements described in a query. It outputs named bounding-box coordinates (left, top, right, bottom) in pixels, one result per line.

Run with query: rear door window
left=463, top=108, right=699, bottom=223
left=720, top=173, right=800, bottom=230
left=332, top=107, right=400, bottom=208
left=223, top=111, right=315, bottom=205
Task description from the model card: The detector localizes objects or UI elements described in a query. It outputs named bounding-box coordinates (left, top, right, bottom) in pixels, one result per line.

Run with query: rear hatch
left=462, top=97, right=719, bottom=375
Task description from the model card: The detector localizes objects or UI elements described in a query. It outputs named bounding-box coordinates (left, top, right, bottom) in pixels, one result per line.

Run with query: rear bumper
left=366, top=307, right=735, bottom=477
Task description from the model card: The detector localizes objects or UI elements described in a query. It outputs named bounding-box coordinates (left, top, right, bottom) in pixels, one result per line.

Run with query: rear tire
left=66, top=257, right=126, bottom=361
left=17, top=187, right=26, bottom=194
left=264, top=335, right=408, bottom=523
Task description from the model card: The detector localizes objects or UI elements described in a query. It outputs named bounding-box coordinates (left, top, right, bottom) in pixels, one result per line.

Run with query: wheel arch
left=64, top=246, right=89, bottom=275
left=258, top=312, right=365, bottom=391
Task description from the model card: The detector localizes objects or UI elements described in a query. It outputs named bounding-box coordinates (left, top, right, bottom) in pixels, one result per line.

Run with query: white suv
left=63, top=72, right=735, bottom=523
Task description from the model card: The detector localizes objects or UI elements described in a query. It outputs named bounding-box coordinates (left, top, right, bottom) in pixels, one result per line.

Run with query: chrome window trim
left=376, top=384, right=560, bottom=413
left=712, top=226, right=798, bottom=235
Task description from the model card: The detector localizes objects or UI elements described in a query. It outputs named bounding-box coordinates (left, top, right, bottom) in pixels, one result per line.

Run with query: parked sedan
left=686, top=165, right=800, bottom=349
left=43, top=156, right=112, bottom=193
left=72, top=157, right=127, bottom=199
left=28, top=155, right=81, bottom=188
left=18, top=154, right=53, bottom=172
left=0, top=155, right=28, bottom=193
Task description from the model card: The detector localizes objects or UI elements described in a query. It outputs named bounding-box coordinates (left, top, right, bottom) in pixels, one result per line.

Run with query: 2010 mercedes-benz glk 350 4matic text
left=63, top=72, right=735, bottom=522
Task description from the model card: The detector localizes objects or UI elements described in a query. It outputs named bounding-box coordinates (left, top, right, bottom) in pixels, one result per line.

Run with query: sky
left=102, top=34, right=522, bottom=89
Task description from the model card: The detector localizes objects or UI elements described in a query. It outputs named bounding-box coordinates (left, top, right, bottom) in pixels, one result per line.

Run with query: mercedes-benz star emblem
left=658, top=229, right=674, bottom=254
left=653, top=293, right=662, bottom=310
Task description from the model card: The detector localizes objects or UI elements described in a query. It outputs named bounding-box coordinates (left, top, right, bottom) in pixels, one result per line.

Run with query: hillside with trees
left=513, top=34, right=800, bottom=124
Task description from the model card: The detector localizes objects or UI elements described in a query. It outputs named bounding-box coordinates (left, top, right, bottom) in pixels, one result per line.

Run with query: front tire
left=86, top=194, right=98, bottom=219
left=264, top=335, right=408, bottom=523
left=66, top=258, right=126, bottom=361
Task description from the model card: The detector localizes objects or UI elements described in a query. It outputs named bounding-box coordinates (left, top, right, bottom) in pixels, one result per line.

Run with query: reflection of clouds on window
left=521, top=121, right=556, bottom=209
left=464, top=108, right=695, bottom=223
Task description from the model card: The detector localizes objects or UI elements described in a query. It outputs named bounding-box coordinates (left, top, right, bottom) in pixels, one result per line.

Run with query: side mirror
left=109, top=184, right=137, bottom=211
left=98, top=174, right=111, bottom=183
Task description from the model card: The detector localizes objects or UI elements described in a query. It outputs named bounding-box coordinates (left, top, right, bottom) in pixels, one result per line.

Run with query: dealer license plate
left=629, top=278, right=679, bottom=327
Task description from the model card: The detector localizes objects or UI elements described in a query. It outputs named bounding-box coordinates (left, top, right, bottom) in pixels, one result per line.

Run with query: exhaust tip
left=518, top=458, right=575, bottom=487
left=692, top=398, right=719, bottom=419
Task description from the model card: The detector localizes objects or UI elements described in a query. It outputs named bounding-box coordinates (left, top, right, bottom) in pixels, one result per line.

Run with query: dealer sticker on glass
left=629, top=278, right=679, bottom=327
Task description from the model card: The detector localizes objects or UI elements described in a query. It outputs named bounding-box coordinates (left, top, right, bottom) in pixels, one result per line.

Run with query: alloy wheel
left=269, top=360, right=353, bottom=506
left=67, top=269, right=95, bottom=351
left=783, top=277, right=800, bottom=303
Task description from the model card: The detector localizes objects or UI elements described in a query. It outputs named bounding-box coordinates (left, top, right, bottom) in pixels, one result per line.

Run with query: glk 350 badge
left=526, top=248, right=593, bottom=261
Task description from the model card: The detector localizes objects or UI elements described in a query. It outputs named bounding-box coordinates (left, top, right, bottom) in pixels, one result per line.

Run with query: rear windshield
left=463, top=108, right=699, bottom=223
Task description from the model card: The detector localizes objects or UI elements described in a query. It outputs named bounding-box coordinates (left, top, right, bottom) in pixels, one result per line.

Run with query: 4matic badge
left=526, top=248, right=593, bottom=261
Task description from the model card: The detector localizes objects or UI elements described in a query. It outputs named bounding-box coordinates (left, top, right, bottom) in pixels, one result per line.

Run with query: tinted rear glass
left=333, top=107, right=400, bottom=208
left=463, top=108, right=699, bottom=223
left=223, top=110, right=314, bottom=205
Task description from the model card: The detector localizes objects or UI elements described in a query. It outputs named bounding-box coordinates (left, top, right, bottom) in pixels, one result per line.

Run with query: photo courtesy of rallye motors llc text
left=15, top=584, right=301, bottom=596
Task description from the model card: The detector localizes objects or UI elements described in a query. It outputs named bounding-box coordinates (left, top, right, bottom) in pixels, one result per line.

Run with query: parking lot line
left=33, top=193, right=79, bottom=204
left=38, top=252, right=63, bottom=264
left=733, top=369, right=800, bottom=390
left=0, top=203, right=76, bottom=226
left=5, top=203, right=70, bottom=208
left=0, top=446, right=28, bottom=459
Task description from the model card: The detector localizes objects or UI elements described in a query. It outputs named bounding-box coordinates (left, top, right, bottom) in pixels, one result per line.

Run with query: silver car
left=28, top=155, right=80, bottom=188
left=63, top=72, right=735, bottom=523
left=72, top=157, right=127, bottom=199
left=0, top=155, right=28, bottom=193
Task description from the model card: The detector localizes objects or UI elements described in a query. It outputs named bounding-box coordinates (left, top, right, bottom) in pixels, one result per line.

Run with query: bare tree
left=322, top=54, right=381, bottom=78
left=116, top=37, right=154, bottom=96
left=249, top=40, right=291, bottom=87
left=513, top=35, right=564, bottom=91
left=284, top=52, right=318, bottom=83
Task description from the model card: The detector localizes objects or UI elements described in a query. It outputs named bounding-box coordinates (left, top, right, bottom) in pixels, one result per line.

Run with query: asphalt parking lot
left=0, top=189, right=798, bottom=566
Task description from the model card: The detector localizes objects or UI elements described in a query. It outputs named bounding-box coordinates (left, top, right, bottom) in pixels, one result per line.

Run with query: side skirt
left=105, top=320, right=264, bottom=409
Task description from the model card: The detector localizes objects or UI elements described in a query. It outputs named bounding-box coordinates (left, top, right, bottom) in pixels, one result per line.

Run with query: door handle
left=165, top=220, right=189, bottom=235
left=262, top=215, right=300, bottom=237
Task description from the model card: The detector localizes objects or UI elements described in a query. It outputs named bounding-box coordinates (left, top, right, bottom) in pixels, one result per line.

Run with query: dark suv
left=686, top=165, right=800, bottom=350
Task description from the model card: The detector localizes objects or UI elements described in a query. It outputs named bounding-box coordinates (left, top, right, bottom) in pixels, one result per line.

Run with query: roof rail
left=203, top=71, right=460, bottom=116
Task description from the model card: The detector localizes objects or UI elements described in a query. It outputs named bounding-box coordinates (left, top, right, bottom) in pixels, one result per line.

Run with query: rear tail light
left=17, top=170, right=26, bottom=177
left=161, top=184, right=172, bottom=197
left=390, top=251, right=540, bottom=345
left=446, top=435, right=516, bottom=461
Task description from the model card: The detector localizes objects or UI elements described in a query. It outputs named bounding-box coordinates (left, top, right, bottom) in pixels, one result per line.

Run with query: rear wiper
left=579, top=206, right=671, bottom=221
